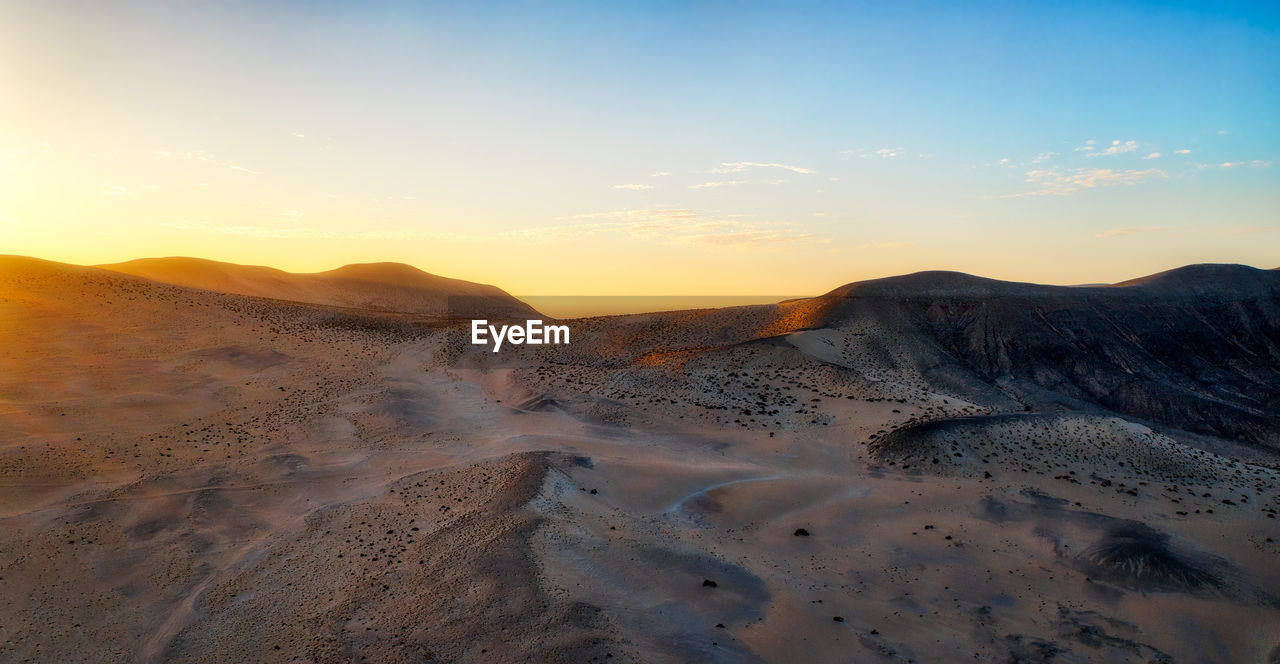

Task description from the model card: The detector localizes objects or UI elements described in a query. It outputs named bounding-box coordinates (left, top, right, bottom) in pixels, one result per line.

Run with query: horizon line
left=8, top=253, right=1277, bottom=295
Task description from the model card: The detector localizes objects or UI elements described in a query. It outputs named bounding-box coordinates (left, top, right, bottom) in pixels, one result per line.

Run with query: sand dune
left=96, top=256, right=538, bottom=318
left=2, top=256, right=1278, bottom=663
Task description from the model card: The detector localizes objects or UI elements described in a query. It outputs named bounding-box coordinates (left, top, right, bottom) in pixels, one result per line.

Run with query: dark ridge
left=1110, top=263, right=1280, bottom=297
left=822, top=263, right=1278, bottom=300
left=807, top=265, right=1280, bottom=451
left=824, top=270, right=1058, bottom=299
left=516, top=395, right=564, bottom=412
left=1077, top=522, right=1222, bottom=593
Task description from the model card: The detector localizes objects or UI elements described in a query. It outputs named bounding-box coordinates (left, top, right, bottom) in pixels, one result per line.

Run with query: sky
left=2, top=0, right=1278, bottom=295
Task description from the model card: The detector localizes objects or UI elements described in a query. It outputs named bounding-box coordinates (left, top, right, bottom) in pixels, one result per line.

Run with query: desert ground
left=1, top=256, right=1277, bottom=663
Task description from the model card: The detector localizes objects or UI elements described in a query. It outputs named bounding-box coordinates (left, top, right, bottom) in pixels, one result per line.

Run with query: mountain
left=800, top=264, right=1280, bottom=450
left=96, top=256, right=539, bottom=318
left=1109, top=262, right=1280, bottom=296
left=542, top=264, right=1280, bottom=451
left=4, top=255, right=1279, bottom=663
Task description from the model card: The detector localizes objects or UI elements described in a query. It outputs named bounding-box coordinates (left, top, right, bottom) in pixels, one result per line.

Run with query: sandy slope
left=1, top=257, right=1278, bottom=663
left=96, top=256, right=537, bottom=319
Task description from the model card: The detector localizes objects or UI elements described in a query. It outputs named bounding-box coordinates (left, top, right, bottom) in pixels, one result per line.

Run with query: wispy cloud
left=650, top=171, right=671, bottom=177
left=841, top=147, right=910, bottom=159
left=154, top=148, right=261, bottom=175
left=1018, top=167, right=1165, bottom=196
left=102, top=185, right=129, bottom=196
left=179, top=149, right=216, bottom=161
left=157, top=220, right=477, bottom=241
left=713, top=161, right=814, bottom=174
left=1202, top=159, right=1272, bottom=169
left=1086, top=139, right=1139, bottom=157
left=159, top=213, right=814, bottom=247
left=612, top=183, right=653, bottom=191
left=689, top=180, right=744, bottom=189
left=516, top=209, right=818, bottom=247
left=1143, top=152, right=1161, bottom=160
left=1032, top=151, right=1057, bottom=164
left=1219, top=224, right=1278, bottom=236
left=1094, top=226, right=1170, bottom=238
left=1174, top=149, right=1191, bottom=154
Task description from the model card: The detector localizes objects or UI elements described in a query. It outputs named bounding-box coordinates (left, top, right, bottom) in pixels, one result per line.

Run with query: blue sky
left=2, top=0, right=1277, bottom=293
